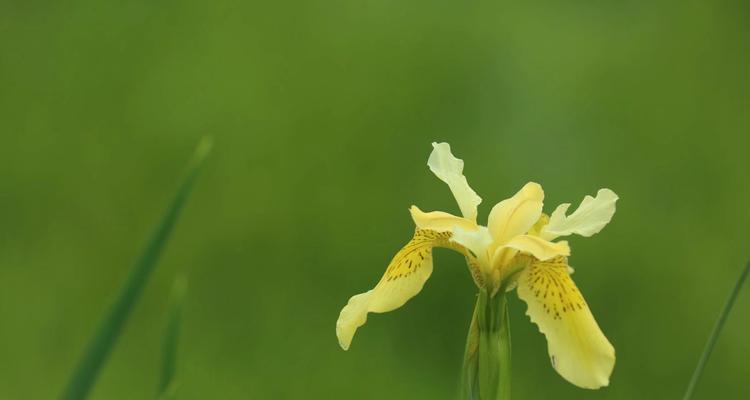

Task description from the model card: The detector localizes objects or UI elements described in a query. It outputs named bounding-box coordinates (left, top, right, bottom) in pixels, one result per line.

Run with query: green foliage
left=60, top=140, right=210, bottom=400
left=158, top=277, right=188, bottom=400
left=683, top=261, right=750, bottom=400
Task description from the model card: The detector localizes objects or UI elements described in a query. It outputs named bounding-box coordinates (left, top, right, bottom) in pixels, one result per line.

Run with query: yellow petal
left=516, top=259, right=615, bottom=389
left=409, top=205, right=476, bottom=232
left=488, top=182, right=544, bottom=244
left=451, top=225, right=494, bottom=268
left=427, top=142, right=482, bottom=221
left=502, top=235, right=570, bottom=261
left=541, top=189, right=618, bottom=240
left=336, top=229, right=451, bottom=350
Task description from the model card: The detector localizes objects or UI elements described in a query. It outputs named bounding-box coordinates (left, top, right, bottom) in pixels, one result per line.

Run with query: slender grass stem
left=157, top=276, right=188, bottom=399
left=61, top=138, right=211, bottom=400
left=682, top=260, right=750, bottom=400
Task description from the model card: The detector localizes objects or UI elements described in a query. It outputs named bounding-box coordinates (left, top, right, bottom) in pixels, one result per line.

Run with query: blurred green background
left=1, top=0, right=749, bottom=399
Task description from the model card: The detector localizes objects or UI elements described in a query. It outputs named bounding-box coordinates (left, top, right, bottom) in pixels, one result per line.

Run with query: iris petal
left=487, top=182, right=544, bottom=245
left=336, top=229, right=451, bottom=350
left=542, top=189, right=618, bottom=240
left=503, top=235, right=570, bottom=262
left=427, top=142, right=482, bottom=222
left=516, top=258, right=615, bottom=389
left=409, top=205, right=476, bottom=232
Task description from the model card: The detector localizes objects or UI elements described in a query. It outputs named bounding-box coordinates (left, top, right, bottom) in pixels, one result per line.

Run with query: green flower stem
left=462, top=289, right=511, bottom=400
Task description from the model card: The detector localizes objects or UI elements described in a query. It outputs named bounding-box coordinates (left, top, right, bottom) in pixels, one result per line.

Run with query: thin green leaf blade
left=61, top=137, right=212, bottom=400
left=157, top=276, right=188, bottom=399
left=683, top=260, right=750, bottom=400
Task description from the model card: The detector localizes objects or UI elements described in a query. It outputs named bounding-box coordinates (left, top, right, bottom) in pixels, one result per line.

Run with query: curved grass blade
left=61, top=138, right=212, bottom=400
left=157, top=276, right=188, bottom=400
left=682, top=260, right=750, bottom=400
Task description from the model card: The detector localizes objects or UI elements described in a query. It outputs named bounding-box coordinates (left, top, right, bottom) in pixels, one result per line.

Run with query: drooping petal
left=336, top=229, right=452, bottom=350
left=502, top=235, right=570, bottom=261
left=541, top=189, right=618, bottom=240
left=516, top=259, right=615, bottom=389
left=427, top=142, right=482, bottom=221
left=487, top=182, right=544, bottom=244
left=409, top=205, right=476, bottom=233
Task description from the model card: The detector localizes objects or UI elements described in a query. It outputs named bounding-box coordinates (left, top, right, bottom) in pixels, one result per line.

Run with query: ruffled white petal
left=516, top=259, right=615, bottom=389
left=487, top=182, right=544, bottom=244
left=427, top=142, right=482, bottom=221
left=541, top=189, right=618, bottom=240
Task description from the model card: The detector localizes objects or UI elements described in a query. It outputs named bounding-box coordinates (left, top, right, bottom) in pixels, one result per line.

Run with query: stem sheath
left=462, top=289, right=511, bottom=400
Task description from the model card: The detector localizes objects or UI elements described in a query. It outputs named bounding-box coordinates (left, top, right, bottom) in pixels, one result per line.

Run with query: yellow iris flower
left=336, top=142, right=618, bottom=389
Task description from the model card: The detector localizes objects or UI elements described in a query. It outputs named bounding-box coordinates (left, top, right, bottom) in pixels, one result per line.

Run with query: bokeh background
left=2, top=0, right=749, bottom=399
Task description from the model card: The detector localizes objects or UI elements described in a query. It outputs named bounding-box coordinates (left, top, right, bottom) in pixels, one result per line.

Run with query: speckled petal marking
left=336, top=229, right=464, bottom=350
left=516, top=258, right=615, bottom=389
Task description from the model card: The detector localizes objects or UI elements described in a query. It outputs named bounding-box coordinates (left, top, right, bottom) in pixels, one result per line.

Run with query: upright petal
left=541, top=189, right=618, bottom=240
left=488, top=182, right=544, bottom=244
left=427, top=142, right=482, bottom=221
left=409, top=205, right=476, bottom=233
left=516, top=259, right=615, bottom=389
left=336, top=229, right=451, bottom=350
